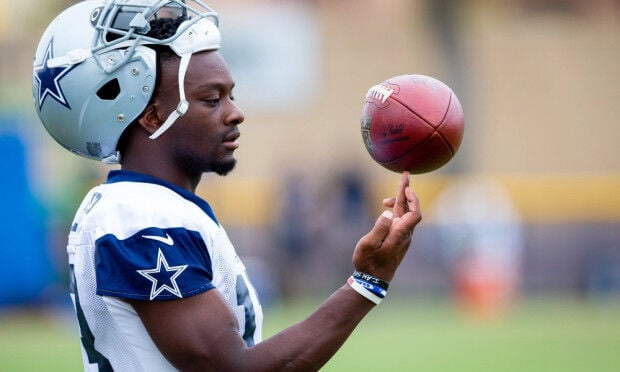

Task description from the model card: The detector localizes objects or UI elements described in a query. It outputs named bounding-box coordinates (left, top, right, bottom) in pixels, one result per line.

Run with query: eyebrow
left=194, top=81, right=235, bottom=91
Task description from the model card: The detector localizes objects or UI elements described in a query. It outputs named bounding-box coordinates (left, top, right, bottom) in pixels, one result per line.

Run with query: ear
left=137, top=102, right=164, bottom=136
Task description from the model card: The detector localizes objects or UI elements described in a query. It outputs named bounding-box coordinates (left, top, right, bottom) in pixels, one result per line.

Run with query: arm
left=129, top=172, right=421, bottom=371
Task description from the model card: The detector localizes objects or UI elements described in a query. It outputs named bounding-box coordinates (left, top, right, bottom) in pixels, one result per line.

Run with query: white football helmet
left=33, top=0, right=221, bottom=163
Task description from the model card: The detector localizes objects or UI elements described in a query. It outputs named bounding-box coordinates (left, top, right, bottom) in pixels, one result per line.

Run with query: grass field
left=1, top=297, right=619, bottom=371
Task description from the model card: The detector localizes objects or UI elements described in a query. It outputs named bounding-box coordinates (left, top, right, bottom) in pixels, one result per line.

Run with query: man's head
left=33, top=0, right=222, bottom=164
left=132, top=50, right=244, bottom=176
left=115, top=14, right=244, bottom=177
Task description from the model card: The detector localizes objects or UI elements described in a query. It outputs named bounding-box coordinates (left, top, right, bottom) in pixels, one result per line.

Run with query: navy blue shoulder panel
left=95, top=226, right=215, bottom=301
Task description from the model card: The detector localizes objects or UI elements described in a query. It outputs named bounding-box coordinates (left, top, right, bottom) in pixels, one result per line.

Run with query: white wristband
left=347, top=276, right=382, bottom=305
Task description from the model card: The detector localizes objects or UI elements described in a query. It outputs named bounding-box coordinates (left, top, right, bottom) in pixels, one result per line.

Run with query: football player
left=33, top=1, right=421, bottom=370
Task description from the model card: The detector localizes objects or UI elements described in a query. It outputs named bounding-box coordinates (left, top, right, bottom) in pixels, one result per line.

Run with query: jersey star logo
left=33, top=38, right=76, bottom=110
left=137, top=249, right=188, bottom=300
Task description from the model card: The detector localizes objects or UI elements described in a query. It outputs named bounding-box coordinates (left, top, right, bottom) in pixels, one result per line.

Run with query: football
left=360, top=74, right=464, bottom=174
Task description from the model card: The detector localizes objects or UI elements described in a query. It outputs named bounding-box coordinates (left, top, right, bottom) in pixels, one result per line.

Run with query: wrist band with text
left=353, top=270, right=390, bottom=291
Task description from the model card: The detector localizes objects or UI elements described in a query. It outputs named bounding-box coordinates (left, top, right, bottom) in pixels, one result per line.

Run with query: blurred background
left=1, top=0, right=619, bottom=370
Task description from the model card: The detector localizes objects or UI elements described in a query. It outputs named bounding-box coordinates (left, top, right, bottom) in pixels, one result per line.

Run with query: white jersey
left=67, top=170, right=263, bottom=371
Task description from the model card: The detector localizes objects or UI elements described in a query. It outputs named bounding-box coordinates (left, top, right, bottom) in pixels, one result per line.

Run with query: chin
left=212, top=158, right=237, bottom=176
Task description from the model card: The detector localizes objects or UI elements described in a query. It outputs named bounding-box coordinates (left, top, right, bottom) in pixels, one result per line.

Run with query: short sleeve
left=94, top=227, right=215, bottom=300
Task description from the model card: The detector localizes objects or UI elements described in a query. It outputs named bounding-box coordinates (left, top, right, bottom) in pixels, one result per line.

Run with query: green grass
left=1, top=297, right=619, bottom=371
left=0, top=309, right=82, bottom=371
left=266, top=297, right=620, bottom=372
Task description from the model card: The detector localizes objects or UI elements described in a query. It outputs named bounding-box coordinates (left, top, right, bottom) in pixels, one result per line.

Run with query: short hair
left=146, top=17, right=186, bottom=62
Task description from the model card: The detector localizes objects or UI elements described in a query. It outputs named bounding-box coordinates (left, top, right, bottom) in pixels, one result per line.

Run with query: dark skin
left=121, top=51, right=244, bottom=192
left=122, top=50, right=422, bottom=371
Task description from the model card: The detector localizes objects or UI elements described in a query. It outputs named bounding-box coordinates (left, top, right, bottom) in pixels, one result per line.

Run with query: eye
left=203, top=97, right=220, bottom=106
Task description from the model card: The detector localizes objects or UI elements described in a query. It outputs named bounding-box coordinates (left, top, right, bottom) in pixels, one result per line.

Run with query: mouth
left=222, top=130, right=240, bottom=150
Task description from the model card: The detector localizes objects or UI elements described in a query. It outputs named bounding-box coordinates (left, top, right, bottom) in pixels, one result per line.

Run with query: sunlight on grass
left=264, top=297, right=620, bottom=372
left=0, top=297, right=618, bottom=371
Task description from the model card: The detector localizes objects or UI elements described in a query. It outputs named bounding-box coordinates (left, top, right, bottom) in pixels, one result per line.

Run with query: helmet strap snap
left=149, top=52, right=191, bottom=140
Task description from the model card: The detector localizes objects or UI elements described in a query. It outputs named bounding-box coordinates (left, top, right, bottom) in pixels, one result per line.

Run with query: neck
left=120, top=132, right=202, bottom=194
left=119, top=122, right=205, bottom=193
left=120, top=161, right=202, bottom=193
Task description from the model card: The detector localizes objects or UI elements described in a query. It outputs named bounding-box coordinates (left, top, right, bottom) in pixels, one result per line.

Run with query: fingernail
left=381, top=210, right=393, bottom=220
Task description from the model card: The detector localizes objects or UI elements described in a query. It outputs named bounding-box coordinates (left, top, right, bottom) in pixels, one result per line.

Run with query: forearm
left=246, top=284, right=375, bottom=371
left=132, top=284, right=375, bottom=372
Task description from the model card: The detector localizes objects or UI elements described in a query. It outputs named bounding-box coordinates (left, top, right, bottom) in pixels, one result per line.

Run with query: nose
left=225, top=100, right=245, bottom=126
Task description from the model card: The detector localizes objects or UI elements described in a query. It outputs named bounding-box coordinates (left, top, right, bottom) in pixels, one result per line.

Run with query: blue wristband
left=352, top=277, right=388, bottom=298
left=348, top=277, right=383, bottom=305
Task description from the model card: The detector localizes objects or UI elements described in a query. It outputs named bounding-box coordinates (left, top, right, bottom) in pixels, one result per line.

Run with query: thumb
left=357, top=210, right=393, bottom=252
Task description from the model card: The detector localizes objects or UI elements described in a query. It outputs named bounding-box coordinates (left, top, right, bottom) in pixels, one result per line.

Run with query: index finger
left=393, top=171, right=410, bottom=217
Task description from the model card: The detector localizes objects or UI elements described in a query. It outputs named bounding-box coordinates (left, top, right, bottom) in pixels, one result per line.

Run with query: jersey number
left=236, top=274, right=256, bottom=347
left=70, top=264, right=113, bottom=371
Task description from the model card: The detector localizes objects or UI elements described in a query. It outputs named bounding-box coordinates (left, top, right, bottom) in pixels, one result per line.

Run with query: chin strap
left=147, top=17, right=221, bottom=139
left=149, top=52, right=192, bottom=140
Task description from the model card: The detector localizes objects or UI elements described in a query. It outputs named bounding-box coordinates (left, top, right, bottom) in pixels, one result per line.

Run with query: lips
left=222, top=130, right=240, bottom=149
left=223, top=130, right=240, bottom=143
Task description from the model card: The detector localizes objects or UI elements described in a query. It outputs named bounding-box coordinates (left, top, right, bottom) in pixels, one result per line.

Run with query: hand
left=352, top=171, right=421, bottom=282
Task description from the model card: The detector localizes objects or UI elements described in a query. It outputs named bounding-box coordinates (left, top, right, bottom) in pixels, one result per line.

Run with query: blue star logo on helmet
left=33, top=39, right=76, bottom=110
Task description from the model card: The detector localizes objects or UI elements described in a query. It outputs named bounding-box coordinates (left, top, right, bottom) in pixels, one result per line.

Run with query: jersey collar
left=106, top=170, right=219, bottom=225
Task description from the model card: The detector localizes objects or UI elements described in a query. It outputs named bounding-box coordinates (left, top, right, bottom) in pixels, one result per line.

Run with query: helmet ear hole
left=97, top=79, right=121, bottom=100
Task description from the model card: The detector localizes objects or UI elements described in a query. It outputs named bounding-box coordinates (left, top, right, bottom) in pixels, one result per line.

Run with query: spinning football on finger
left=361, top=74, right=464, bottom=174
